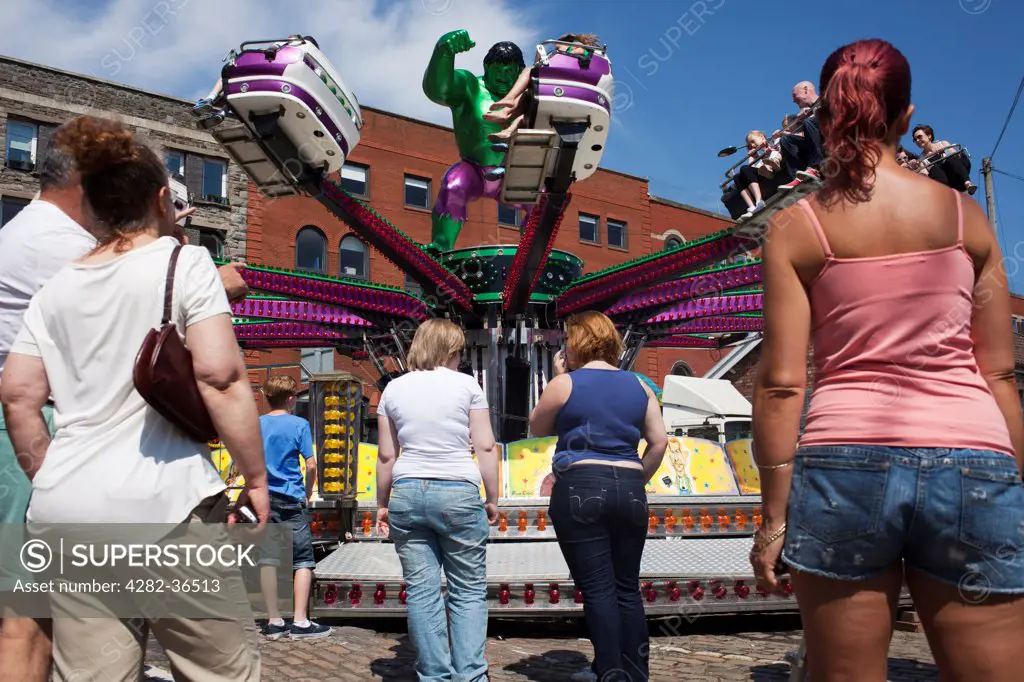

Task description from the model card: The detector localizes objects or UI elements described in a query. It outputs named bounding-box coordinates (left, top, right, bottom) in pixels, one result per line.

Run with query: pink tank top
left=798, top=192, right=1014, bottom=455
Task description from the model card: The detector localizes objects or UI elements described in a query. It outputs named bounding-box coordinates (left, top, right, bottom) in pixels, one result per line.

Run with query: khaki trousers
left=50, top=495, right=260, bottom=682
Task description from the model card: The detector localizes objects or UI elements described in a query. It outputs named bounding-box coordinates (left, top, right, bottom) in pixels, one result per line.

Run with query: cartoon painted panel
left=505, top=437, right=558, bottom=498
left=726, top=438, right=761, bottom=495
left=644, top=437, right=740, bottom=496
left=354, top=443, right=503, bottom=502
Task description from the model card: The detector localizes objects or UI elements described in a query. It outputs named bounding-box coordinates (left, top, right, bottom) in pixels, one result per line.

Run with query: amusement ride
left=191, top=32, right=827, bottom=619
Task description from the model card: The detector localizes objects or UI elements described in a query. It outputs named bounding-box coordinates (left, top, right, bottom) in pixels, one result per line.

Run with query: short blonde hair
left=746, top=130, right=767, bottom=149
left=407, top=318, right=465, bottom=371
left=565, top=311, right=623, bottom=367
left=265, top=374, right=298, bottom=409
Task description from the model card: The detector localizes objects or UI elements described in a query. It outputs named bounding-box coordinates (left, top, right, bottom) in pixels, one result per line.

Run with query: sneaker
left=777, top=178, right=802, bottom=192
left=753, top=199, right=766, bottom=212
left=739, top=207, right=756, bottom=220
left=289, top=620, right=332, bottom=639
left=261, top=621, right=289, bottom=641
left=796, top=168, right=821, bottom=182
left=570, top=669, right=598, bottom=682
left=965, top=181, right=978, bottom=196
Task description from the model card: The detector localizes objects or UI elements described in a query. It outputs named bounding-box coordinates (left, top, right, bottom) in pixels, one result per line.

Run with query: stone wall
left=0, top=56, right=246, bottom=258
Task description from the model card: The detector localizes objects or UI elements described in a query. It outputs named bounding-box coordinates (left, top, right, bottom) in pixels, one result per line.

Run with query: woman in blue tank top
left=529, top=311, right=667, bottom=682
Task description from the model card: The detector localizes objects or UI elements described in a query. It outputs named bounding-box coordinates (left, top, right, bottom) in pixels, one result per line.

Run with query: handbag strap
left=162, top=244, right=184, bottom=326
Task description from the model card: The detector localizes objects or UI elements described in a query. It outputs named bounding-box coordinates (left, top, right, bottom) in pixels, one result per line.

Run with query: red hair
left=817, top=39, right=911, bottom=206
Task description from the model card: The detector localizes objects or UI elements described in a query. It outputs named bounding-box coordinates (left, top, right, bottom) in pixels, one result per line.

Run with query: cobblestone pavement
left=146, top=615, right=939, bottom=681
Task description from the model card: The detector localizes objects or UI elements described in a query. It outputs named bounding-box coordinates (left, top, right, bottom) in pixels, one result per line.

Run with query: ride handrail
left=719, top=101, right=821, bottom=189
left=905, top=142, right=969, bottom=173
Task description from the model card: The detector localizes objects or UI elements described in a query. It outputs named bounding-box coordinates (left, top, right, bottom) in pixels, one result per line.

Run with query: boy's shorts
left=258, top=492, right=316, bottom=570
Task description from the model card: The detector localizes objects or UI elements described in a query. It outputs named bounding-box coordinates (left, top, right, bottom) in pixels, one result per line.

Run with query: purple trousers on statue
left=434, top=159, right=505, bottom=221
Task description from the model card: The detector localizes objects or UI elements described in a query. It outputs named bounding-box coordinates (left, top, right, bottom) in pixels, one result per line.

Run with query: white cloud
left=0, top=0, right=539, bottom=125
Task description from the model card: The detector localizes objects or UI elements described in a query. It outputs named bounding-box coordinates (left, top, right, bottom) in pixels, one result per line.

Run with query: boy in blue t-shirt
left=258, top=375, right=331, bottom=640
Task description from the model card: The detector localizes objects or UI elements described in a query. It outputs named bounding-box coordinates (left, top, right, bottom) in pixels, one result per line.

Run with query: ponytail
left=816, top=39, right=911, bottom=207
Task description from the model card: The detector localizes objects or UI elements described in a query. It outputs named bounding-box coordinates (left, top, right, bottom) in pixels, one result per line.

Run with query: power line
left=993, top=168, right=1024, bottom=185
left=991, top=73, right=1024, bottom=160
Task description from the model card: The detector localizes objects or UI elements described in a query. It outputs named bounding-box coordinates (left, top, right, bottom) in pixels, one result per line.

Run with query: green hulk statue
left=422, top=30, right=525, bottom=252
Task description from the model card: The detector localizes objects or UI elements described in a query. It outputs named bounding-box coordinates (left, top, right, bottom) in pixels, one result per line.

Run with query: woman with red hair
left=750, top=39, right=1024, bottom=681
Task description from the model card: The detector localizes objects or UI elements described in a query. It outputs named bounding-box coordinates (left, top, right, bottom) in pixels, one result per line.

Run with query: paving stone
left=142, top=618, right=939, bottom=681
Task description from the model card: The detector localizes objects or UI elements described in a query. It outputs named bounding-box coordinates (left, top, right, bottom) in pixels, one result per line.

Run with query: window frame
left=166, top=150, right=186, bottom=179
left=664, top=235, right=684, bottom=251
left=340, top=162, right=370, bottom=198
left=578, top=212, right=600, bottom=244
left=404, top=272, right=424, bottom=298
left=339, top=234, right=369, bottom=280
left=5, top=119, right=38, bottom=172
left=403, top=174, right=432, bottom=210
left=607, top=218, right=628, bottom=250
left=201, top=157, right=229, bottom=205
left=295, top=225, right=328, bottom=274
left=197, top=228, right=225, bottom=260
left=497, top=203, right=523, bottom=228
left=1, top=196, right=30, bottom=227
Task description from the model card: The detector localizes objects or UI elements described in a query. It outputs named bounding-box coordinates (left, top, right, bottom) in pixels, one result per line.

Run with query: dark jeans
left=780, top=115, right=823, bottom=180
left=927, top=153, right=972, bottom=192
left=549, top=465, right=649, bottom=682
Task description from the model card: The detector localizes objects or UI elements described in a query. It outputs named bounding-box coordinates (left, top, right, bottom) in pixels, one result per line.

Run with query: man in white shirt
left=0, top=120, right=249, bottom=682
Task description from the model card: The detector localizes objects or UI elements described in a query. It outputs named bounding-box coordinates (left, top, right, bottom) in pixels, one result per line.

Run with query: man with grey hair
left=0, top=117, right=249, bottom=682
left=778, top=80, right=823, bottom=191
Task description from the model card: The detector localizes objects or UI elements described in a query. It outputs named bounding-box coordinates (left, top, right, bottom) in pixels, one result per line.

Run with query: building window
left=166, top=150, right=185, bottom=178
left=198, top=229, right=224, bottom=260
left=607, top=219, right=627, bottom=249
left=1, top=197, right=30, bottom=227
left=5, top=120, right=38, bottom=172
left=404, top=272, right=424, bottom=297
left=578, top=213, right=599, bottom=244
left=665, top=235, right=683, bottom=250
left=498, top=203, right=522, bottom=228
left=404, top=175, right=431, bottom=209
left=296, top=226, right=327, bottom=273
left=339, top=235, right=368, bottom=279
left=340, top=162, right=369, bottom=197
left=201, top=158, right=228, bottom=204
left=670, top=361, right=694, bottom=377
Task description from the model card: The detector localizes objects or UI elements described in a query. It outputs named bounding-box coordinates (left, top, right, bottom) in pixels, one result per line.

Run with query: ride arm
left=423, top=30, right=475, bottom=107
left=751, top=214, right=810, bottom=528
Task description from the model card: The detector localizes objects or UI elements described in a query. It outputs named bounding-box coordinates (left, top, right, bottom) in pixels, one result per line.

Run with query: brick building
left=0, top=55, right=738, bottom=412
left=243, top=107, right=739, bottom=407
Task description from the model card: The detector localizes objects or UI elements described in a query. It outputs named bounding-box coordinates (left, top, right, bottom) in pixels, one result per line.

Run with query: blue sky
left=5, top=0, right=1022, bottom=288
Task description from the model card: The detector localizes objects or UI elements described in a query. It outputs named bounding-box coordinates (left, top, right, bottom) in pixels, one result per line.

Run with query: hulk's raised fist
left=438, top=29, right=475, bottom=54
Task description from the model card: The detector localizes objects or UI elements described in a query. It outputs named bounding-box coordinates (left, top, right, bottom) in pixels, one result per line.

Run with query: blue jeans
left=258, top=493, right=316, bottom=570
left=548, top=465, right=649, bottom=682
left=783, top=446, right=1024, bottom=595
left=388, top=479, right=489, bottom=682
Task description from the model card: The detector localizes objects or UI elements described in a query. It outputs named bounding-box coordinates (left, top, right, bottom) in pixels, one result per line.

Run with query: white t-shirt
left=377, top=367, right=488, bottom=485
left=0, top=200, right=97, bottom=371
left=11, top=237, right=230, bottom=524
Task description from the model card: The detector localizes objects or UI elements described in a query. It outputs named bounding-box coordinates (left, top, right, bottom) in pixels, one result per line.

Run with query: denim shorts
left=782, top=445, right=1024, bottom=596
left=258, top=493, right=316, bottom=570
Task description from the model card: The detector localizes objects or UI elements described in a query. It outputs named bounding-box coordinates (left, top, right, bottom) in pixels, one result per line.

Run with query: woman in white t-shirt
left=375, top=319, right=499, bottom=682
left=0, top=116, right=265, bottom=682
